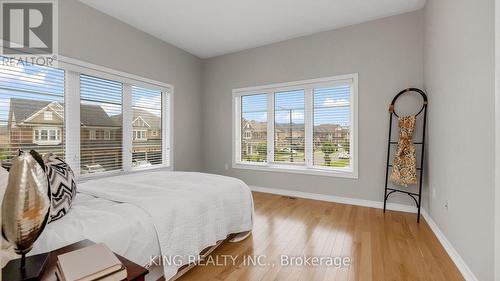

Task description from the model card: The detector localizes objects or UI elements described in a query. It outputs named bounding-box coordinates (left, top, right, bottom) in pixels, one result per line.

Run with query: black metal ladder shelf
left=383, top=88, right=428, bottom=223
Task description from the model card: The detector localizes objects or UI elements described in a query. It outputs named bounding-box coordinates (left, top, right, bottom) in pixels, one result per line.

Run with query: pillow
left=43, top=153, right=77, bottom=223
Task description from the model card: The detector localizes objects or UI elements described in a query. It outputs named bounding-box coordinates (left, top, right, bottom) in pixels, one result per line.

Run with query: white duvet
left=76, top=171, right=254, bottom=280
left=30, top=194, right=160, bottom=266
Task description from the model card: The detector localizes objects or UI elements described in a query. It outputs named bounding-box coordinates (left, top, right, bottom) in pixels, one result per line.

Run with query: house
left=241, top=119, right=350, bottom=160
left=8, top=98, right=123, bottom=170
left=112, top=108, right=162, bottom=164
left=241, top=120, right=267, bottom=156
left=8, top=98, right=67, bottom=158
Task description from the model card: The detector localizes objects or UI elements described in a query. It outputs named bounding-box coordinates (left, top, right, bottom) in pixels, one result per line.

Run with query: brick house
left=241, top=119, right=350, bottom=157
left=8, top=98, right=67, bottom=158
left=112, top=108, right=162, bottom=165
left=7, top=98, right=162, bottom=171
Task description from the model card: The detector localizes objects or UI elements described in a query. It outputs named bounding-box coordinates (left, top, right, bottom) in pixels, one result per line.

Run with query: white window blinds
left=0, top=58, right=172, bottom=177
left=240, top=94, right=267, bottom=163
left=233, top=74, right=357, bottom=177
left=80, top=74, right=123, bottom=175
left=274, top=90, right=305, bottom=163
left=313, top=85, right=351, bottom=168
left=131, top=86, right=163, bottom=168
left=0, top=62, right=65, bottom=168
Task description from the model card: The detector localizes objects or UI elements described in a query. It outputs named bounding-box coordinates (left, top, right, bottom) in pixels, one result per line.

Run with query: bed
left=15, top=171, right=254, bottom=280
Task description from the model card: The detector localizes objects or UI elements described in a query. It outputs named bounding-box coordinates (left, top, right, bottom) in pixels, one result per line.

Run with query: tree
left=0, top=148, right=7, bottom=160
left=256, top=142, right=267, bottom=156
left=321, top=142, right=336, bottom=166
left=342, top=142, right=350, bottom=153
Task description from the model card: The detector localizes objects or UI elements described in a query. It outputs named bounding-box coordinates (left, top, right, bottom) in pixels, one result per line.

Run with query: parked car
left=132, top=160, right=153, bottom=168
left=280, top=147, right=297, bottom=154
left=81, top=164, right=106, bottom=174
left=338, top=152, right=351, bottom=159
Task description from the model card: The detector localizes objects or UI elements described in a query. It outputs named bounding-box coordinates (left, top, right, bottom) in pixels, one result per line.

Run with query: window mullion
left=122, top=84, right=133, bottom=172
left=305, top=87, right=313, bottom=168
left=162, top=91, right=170, bottom=167
left=233, top=96, right=242, bottom=164
left=267, top=92, right=274, bottom=165
left=64, top=70, right=81, bottom=178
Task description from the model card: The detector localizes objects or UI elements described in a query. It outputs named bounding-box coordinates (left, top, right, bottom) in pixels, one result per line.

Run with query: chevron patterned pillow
left=43, top=153, right=77, bottom=223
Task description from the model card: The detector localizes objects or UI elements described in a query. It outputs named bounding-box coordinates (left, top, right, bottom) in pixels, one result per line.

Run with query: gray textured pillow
left=43, top=153, right=77, bottom=223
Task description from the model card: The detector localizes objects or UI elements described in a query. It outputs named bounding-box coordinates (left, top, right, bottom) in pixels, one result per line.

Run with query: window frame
left=56, top=56, right=174, bottom=179
left=133, top=129, right=148, bottom=141
left=103, top=129, right=111, bottom=140
left=33, top=127, right=62, bottom=145
left=43, top=111, right=53, bottom=120
left=232, top=74, right=358, bottom=178
left=88, top=129, right=96, bottom=140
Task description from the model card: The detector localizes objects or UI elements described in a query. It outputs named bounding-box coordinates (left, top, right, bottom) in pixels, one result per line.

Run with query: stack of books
left=56, top=243, right=127, bottom=281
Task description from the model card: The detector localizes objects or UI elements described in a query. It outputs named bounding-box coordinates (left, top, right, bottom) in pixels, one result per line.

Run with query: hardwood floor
left=179, top=192, right=464, bottom=281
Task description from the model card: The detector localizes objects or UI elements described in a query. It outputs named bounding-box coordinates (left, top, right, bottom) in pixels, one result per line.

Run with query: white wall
left=424, top=0, right=495, bottom=280
left=201, top=11, right=424, bottom=205
left=59, top=0, right=203, bottom=171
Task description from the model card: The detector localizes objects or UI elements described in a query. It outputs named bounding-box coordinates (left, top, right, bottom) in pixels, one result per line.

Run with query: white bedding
left=77, top=171, right=254, bottom=280
left=30, top=193, right=160, bottom=266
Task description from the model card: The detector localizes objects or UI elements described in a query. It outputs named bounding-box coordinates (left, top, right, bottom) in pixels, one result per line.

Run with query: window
left=44, top=111, right=53, bottom=120
left=240, top=94, right=267, bottom=163
left=133, top=129, right=147, bottom=141
left=80, top=74, right=123, bottom=175
left=313, top=85, right=352, bottom=168
left=0, top=56, right=172, bottom=179
left=274, top=90, right=305, bottom=163
left=33, top=128, right=61, bottom=144
left=233, top=74, right=358, bottom=178
left=0, top=60, right=65, bottom=162
left=88, top=129, right=96, bottom=140
left=132, top=86, right=164, bottom=167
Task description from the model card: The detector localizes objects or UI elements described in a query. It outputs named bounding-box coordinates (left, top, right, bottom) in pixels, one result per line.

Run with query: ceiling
left=79, top=0, right=426, bottom=59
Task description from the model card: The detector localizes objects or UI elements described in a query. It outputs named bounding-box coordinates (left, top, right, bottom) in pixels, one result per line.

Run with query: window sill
left=233, top=162, right=358, bottom=178
left=34, top=140, right=62, bottom=145
left=78, top=164, right=172, bottom=182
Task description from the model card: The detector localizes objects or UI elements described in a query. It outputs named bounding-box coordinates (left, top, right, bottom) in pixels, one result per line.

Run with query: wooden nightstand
left=39, top=239, right=149, bottom=281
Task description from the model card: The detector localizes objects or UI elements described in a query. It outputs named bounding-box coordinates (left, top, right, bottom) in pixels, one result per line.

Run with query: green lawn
left=274, top=151, right=305, bottom=162
left=243, top=151, right=350, bottom=168
left=325, top=159, right=350, bottom=168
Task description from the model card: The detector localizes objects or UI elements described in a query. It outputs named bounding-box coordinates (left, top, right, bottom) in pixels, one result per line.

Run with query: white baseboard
left=249, top=185, right=478, bottom=281
left=249, top=185, right=417, bottom=213
left=421, top=210, right=479, bottom=281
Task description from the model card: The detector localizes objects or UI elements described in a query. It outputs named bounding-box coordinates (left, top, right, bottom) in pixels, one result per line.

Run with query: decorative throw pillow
left=43, top=153, right=77, bottom=223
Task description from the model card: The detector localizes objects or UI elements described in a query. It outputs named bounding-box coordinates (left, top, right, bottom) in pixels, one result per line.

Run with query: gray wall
left=201, top=11, right=424, bottom=205
left=424, top=0, right=495, bottom=280
left=57, top=3, right=497, bottom=279
left=496, top=1, right=500, bottom=279
left=59, top=0, right=203, bottom=171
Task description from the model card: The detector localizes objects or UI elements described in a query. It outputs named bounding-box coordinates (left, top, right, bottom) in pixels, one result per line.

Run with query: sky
left=0, top=61, right=346, bottom=127
left=242, top=86, right=351, bottom=126
left=0, top=62, right=162, bottom=124
left=0, top=62, right=64, bottom=123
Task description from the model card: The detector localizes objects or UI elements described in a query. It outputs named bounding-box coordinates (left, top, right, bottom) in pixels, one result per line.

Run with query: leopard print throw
left=390, top=116, right=417, bottom=187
